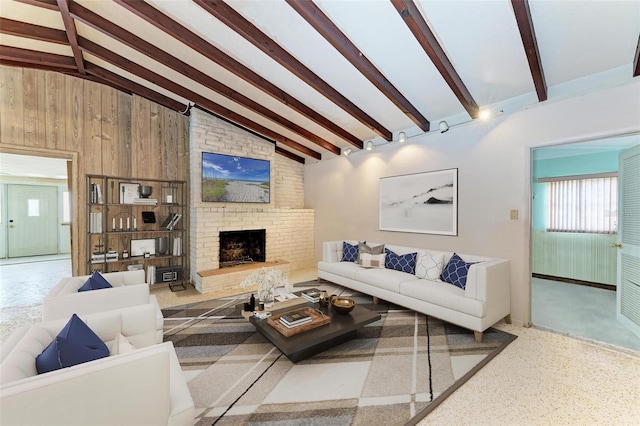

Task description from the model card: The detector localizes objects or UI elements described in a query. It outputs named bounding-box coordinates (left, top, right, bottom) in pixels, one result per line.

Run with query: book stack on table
left=279, top=311, right=312, bottom=328
left=300, top=290, right=320, bottom=303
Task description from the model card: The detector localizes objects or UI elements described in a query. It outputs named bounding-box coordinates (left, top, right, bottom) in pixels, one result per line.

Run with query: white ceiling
left=0, top=153, right=69, bottom=179
left=1, top=0, right=639, bottom=162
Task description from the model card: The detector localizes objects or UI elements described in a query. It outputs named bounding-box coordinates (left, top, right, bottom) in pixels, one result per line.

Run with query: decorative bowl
left=138, top=185, right=153, bottom=198
left=330, top=297, right=355, bottom=315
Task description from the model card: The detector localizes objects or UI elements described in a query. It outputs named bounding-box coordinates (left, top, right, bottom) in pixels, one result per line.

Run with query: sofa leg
left=372, top=296, right=379, bottom=305
left=504, top=314, right=512, bottom=324
left=474, top=331, right=483, bottom=343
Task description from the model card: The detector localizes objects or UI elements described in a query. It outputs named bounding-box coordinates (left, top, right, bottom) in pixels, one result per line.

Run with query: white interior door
left=7, top=184, right=58, bottom=257
left=617, top=144, right=640, bottom=338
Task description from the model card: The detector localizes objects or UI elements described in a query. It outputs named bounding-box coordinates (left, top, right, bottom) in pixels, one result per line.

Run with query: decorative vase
left=259, top=287, right=274, bottom=308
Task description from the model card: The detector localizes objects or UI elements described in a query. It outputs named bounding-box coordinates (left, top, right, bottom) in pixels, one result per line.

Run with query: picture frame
left=119, top=182, right=139, bottom=204
left=379, top=168, right=458, bottom=235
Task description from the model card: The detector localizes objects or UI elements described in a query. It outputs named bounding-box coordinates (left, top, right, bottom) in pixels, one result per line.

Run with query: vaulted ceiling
left=1, top=0, right=639, bottom=164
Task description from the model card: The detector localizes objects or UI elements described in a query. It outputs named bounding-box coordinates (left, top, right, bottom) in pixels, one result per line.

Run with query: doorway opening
left=0, top=151, right=73, bottom=268
left=530, top=134, right=640, bottom=352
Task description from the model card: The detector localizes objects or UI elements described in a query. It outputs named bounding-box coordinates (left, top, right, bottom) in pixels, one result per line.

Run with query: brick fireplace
left=189, top=108, right=315, bottom=294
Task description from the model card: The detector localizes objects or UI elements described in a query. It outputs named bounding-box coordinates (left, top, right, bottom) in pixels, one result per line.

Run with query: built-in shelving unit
left=86, top=175, right=187, bottom=291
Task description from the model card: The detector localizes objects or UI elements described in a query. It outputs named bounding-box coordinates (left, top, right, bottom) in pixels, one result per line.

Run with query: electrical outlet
left=510, top=209, right=519, bottom=220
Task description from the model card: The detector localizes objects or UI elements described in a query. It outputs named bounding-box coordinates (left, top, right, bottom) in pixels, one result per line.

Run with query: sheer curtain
left=545, top=175, right=618, bottom=234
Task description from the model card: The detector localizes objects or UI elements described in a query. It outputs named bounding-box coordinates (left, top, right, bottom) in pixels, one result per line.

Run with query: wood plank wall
left=0, top=65, right=189, bottom=275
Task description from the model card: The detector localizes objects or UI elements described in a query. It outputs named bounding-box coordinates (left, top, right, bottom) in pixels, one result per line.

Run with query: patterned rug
left=162, top=282, right=516, bottom=426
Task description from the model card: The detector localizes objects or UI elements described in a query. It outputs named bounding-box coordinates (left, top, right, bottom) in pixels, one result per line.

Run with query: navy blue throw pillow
left=341, top=241, right=359, bottom=262
left=440, top=253, right=478, bottom=290
left=78, top=271, right=112, bottom=292
left=36, top=314, right=109, bottom=374
left=384, top=248, right=417, bottom=274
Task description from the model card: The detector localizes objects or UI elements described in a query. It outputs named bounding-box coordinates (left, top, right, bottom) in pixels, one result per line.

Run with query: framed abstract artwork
left=379, top=168, right=458, bottom=235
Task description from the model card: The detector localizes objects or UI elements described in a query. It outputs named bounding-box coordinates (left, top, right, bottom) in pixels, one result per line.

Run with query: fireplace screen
left=219, top=229, right=266, bottom=268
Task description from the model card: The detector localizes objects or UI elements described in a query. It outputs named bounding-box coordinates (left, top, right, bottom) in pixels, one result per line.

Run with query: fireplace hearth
left=219, top=229, right=266, bottom=268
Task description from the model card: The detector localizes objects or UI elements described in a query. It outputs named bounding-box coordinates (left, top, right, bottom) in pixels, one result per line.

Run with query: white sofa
left=42, top=270, right=163, bottom=343
left=0, top=305, right=194, bottom=426
left=318, top=241, right=511, bottom=342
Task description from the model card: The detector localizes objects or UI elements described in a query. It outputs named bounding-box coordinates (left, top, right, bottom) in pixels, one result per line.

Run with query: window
left=543, top=173, right=618, bottom=234
left=27, top=199, right=40, bottom=217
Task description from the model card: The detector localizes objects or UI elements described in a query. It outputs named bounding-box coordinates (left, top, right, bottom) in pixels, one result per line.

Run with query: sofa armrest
left=464, top=259, right=511, bottom=312
left=42, top=284, right=151, bottom=322
left=0, top=343, right=174, bottom=426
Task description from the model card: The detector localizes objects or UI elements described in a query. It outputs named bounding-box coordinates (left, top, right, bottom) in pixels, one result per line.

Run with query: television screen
left=202, top=152, right=270, bottom=203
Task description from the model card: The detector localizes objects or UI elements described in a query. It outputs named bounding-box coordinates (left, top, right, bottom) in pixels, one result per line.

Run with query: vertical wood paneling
left=0, top=67, right=24, bottom=145
left=118, top=91, right=132, bottom=178
left=22, top=69, right=38, bottom=146
left=64, top=73, right=83, bottom=152
left=149, top=101, right=162, bottom=179
left=131, top=95, right=151, bottom=178
left=45, top=72, right=64, bottom=149
left=1, top=66, right=189, bottom=276
left=100, top=85, right=118, bottom=176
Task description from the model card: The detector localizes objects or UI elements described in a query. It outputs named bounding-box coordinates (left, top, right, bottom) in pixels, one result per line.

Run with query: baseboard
left=532, top=273, right=615, bottom=291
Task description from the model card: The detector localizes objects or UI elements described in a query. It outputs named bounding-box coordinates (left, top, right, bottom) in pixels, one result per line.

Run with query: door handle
left=610, top=243, right=622, bottom=248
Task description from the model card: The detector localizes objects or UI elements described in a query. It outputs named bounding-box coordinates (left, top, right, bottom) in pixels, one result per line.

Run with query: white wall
left=304, top=79, right=640, bottom=327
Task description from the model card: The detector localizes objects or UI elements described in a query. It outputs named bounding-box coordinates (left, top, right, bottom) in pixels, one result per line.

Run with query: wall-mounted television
left=202, top=152, right=270, bottom=203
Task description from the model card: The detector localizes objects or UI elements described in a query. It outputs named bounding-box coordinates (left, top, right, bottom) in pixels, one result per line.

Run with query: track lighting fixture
left=343, top=148, right=352, bottom=156
left=438, top=121, right=449, bottom=133
left=398, top=132, right=407, bottom=143
left=366, top=141, right=373, bottom=151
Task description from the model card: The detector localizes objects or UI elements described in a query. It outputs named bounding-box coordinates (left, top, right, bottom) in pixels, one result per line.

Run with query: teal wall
left=532, top=151, right=620, bottom=230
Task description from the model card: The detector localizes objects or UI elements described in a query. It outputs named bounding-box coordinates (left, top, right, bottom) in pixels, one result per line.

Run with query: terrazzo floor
left=1, top=258, right=639, bottom=424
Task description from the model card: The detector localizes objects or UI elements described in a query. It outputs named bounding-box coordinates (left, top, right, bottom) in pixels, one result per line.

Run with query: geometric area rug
left=162, top=281, right=516, bottom=426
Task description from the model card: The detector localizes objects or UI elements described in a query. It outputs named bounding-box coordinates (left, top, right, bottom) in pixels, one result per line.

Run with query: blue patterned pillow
left=440, top=253, right=478, bottom=290
left=384, top=248, right=417, bottom=274
left=341, top=241, right=359, bottom=262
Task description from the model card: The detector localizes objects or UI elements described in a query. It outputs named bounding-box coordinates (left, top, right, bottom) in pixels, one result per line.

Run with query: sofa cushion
left=415, top=250, right=445, bottom=281
left=318, top=260, right=362, bottom=281
left=384, top=248, right=417, bottom=274
left=78, top=271, right=113, bottom=292
left=440, top=253, right=478, bottom=290
left=35, top=314, right=109, bottom=374
left=357, top=253, right=386, bottom=268
left=358, top=242, right=384, bottom=255
left=341, top=241, right=359, bottom=262
left=110, top=332, right=135, bottom=355
left=400, top=279, right=485, bottom=318
left=354, top=267, right=419, bottom=293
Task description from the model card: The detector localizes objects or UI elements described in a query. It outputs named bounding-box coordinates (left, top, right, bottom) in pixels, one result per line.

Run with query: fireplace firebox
left=219, top=229, right=266, bottom=268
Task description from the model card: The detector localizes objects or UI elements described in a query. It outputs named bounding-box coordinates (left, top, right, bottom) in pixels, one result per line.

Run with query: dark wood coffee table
left=249, top=302, right=381, bottom=362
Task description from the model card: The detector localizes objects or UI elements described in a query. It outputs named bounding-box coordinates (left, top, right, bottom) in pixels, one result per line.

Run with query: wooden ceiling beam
left=0, top=45, right=76, bottom=69
left=194, top=0, right=393, bottom=141
left=56, top=0, right=85, bottom=74
left=0, top=18, right=68, bottom=44
left=391, top=0, right=480, bottom=119
left=287, top=0, right=430, bottom=132
left=275, top=146, right=305, bottom=164
left=69, top=1, right=337, bottom=156
left=78, top=37, right=322, bottom=160
left=114, top=0, right=362, bottom=150
left=511, top=0, right=547, bottom=102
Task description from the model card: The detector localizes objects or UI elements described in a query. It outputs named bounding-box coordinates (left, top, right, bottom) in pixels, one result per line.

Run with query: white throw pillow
left=110, top=332, right=135, bottom=355
left=357, top=253, right=386, bottom=268
left=415, top=251, right=445, bottom=280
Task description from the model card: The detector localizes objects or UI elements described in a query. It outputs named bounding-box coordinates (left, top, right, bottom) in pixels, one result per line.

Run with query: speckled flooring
left=1, top=260, right=639, bottom=424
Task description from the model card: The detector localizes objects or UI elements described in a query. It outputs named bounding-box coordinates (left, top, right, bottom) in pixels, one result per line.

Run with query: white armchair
left=42, top=270, right=163, bottom=343
left=0, top=305, right=194, bottom=426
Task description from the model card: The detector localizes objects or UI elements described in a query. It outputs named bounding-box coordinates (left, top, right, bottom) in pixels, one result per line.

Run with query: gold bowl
left=330, top=297, right=355, bottom=314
